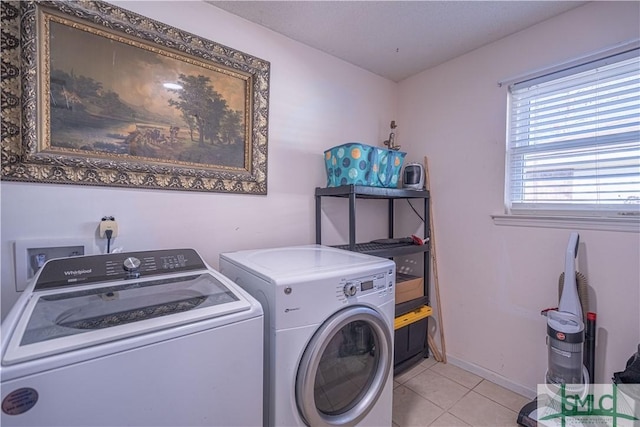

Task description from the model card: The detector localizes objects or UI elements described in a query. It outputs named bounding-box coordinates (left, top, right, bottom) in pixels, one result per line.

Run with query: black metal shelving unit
left=315, top=184, right=431, bottom=374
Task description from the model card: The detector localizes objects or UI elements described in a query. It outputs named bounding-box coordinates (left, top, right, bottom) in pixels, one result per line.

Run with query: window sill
left=491, top=214, right=640, bottom=233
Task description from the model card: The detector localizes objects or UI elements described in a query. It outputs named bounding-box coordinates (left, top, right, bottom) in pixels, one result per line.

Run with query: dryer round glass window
left=296, top=306, right=392, bottom=426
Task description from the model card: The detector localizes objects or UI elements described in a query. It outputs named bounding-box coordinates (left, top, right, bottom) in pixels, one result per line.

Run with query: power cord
left=406, top=199, right=425, bottom=223
left=105, top=229, right=113, bottom=254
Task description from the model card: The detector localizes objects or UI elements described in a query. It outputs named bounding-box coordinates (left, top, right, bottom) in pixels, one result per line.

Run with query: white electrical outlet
left=100, top=218, right=118, bottom=238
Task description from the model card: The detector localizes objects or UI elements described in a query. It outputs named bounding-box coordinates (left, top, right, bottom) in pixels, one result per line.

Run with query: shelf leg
left=349, top=192, right=356, bottom=250
left=315, top=194, right=322, bottom=244
left=388, top=199, right=394, bottom=238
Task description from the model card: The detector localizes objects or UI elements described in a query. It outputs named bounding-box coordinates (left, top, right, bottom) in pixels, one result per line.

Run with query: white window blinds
left=505, top=47, right=640, bottom=217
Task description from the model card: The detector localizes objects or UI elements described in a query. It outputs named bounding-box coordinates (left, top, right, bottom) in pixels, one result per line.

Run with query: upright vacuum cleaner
left=517, top=232, right=596, bottom=426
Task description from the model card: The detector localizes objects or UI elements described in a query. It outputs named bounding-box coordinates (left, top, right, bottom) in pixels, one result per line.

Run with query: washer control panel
left=33, top=249, right=206, bottom=290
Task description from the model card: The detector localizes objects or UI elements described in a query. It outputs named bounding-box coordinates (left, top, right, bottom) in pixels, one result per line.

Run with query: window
left=505, top=47, right=640, bottom=218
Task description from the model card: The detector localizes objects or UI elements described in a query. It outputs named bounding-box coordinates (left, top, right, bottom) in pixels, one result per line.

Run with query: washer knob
left=123, top=257, right=141, bottom=272
left=343, top=283, right=357, bottom=297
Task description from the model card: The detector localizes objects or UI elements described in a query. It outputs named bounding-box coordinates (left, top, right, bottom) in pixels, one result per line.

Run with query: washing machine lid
left=3, top=264, right=253, bottom=365
left=221, top=245, right=392, bottom=283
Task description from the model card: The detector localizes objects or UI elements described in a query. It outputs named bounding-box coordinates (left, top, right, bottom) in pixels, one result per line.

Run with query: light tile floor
left=393, top=358, right=530, bottom=426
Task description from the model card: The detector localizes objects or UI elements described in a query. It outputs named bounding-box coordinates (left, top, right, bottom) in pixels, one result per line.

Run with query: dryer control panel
left=341, top=269, right=393, bottom=299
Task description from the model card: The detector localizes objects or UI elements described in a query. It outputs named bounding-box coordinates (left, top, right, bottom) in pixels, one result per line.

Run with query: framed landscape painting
left=1, top=1, right=270, bottom=194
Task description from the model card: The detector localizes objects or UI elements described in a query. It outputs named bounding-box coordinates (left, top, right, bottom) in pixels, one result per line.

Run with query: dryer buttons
left=343, top=282, right=358, bottom=298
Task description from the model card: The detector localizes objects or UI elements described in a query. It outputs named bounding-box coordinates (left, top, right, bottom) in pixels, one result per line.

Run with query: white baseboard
left=445, top=354, right=537, bottom=400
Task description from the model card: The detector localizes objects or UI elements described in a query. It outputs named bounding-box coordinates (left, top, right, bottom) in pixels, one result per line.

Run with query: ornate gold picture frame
left=1, top=1, right=270, bottom=194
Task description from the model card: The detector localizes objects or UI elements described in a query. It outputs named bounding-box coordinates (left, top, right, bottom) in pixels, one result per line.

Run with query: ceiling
left=209, top=1, right=588, bottom=82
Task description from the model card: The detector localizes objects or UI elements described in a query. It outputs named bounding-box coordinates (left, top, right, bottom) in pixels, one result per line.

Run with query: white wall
left=0, top=1, right=397, bottom=317
left=398, top=1, right=640, bottom=396
left=2, top=0, right=638, bottom=398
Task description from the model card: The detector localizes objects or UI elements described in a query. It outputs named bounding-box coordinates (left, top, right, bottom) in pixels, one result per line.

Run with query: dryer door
left=296, top=305, right=392, bottom=426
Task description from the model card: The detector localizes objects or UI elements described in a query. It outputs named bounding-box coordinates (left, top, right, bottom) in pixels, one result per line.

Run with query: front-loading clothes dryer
left=1, top=249, right=263, bottom=427
left=220, top=244, right=395, bottom=427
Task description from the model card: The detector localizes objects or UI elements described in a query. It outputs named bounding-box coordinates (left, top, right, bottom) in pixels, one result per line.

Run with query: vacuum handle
left=559, top=232, right=582, bottom=320
left=566, top=231, right=579, bottom=266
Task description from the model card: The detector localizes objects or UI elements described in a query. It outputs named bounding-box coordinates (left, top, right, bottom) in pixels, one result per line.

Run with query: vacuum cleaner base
left=517, top=399, right=538, bottom=427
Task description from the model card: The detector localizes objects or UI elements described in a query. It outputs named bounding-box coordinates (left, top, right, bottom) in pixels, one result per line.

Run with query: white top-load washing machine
left=220, top=245, right=395, bottom=427
left=1, top=248, right=263, bottom=427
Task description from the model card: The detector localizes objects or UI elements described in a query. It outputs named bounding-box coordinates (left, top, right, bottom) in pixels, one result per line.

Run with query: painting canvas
left=1, top=1, right=270, bottom=194
left=48, top=19, right=249, bottom=170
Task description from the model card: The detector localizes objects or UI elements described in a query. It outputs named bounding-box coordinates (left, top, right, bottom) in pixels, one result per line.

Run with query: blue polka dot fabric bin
left=324, top=143, right=406, bottom=188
